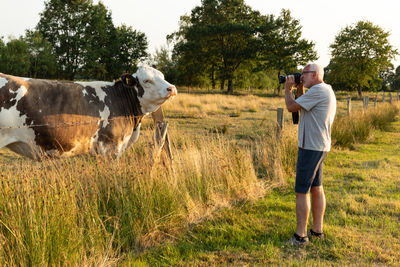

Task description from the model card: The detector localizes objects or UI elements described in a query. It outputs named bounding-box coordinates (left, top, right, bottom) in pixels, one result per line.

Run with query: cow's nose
left=167, top=85, right=177, bottom=97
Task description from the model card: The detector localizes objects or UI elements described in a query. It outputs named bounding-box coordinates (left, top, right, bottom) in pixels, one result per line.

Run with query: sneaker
left=287, top=233, right=309, bottom=246
left=307, top=229, right=325, bottom=240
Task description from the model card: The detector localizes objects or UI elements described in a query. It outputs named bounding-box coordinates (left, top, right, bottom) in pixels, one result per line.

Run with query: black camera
left=279, top=72, right=301, bottom=85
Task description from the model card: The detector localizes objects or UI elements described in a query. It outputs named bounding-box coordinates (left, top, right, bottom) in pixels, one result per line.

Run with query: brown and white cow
left=0, top=65, right=177, bottom=159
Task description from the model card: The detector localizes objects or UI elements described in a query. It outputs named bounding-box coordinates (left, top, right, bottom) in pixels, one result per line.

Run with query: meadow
left=0, top=89, right=399, bottom=266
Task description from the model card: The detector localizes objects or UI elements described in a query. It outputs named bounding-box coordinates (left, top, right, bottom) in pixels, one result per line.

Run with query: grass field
left=0, top=91, right=399, bottom=265
left=129, top=103, right=400, bottom=266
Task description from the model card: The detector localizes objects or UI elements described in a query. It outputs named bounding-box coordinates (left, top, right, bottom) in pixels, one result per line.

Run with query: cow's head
left=122, top=65, right=177, bottom=114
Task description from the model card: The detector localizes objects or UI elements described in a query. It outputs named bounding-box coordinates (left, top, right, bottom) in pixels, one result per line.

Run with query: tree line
left=1, top=0, right=400, bottom=96
left=0, top=0, right=147, bottom=81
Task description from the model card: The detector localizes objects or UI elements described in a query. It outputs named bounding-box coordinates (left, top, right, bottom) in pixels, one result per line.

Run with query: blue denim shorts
left=295, top=148, right=328, bottom=194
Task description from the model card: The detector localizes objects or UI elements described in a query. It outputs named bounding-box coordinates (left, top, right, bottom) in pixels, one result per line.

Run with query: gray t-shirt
left=295, top=82, right=336, bottom=152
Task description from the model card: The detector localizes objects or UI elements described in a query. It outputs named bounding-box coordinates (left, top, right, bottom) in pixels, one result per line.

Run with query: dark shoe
left=308, top=229, right=325, bottom=240
left=286, top=233, right=309, bottom=246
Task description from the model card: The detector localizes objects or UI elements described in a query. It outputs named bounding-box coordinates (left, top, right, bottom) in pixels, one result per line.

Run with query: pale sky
left=1, top=0, right=399, bottom=68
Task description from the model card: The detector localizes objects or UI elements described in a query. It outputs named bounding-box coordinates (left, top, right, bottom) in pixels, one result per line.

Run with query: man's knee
left=310, top=186, right=324, bottom=195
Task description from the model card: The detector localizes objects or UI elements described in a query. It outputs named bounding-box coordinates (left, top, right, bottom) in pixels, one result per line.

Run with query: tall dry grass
left=332, top=103, right=399, bottom=148
left=0, top=121, right=294, bottom=265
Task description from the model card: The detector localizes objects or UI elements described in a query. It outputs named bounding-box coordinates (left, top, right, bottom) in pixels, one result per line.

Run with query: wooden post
left=382, top=93, right=385, bottom=103
left=397, top=92, right=400, bottom=101
left=277, top=108, right=284, bottom=138
left=389, top=92, right=392, bottom=104
left=374, top=96, right=377, bottom=107
left=347, top=97, right=351, bottom=115
left=363, top=96, right=368, bottom=111
left=151, top=107, right=173, bottom=162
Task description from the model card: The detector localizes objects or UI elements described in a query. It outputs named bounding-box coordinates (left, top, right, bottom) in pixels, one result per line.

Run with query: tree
left=391, top=65, right=400, bottom=91
left=257, top=9, right=317, bottom=95
left=116, top=25, right=148, bottom=75
left=82, top=2, right=119, bottom=80
left=37, top=0, right=93, bottom=79
left=169, top=0, right=261, bottom=94
left=24, top=30, right=58, bottom=78
left=37, top=0, right=148, bottom=80
left=0, top=38, right=31, bottom=76
left=328, top=20, right=398, bottom=98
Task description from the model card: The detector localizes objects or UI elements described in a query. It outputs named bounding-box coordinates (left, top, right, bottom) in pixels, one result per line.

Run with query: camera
left=279, top=72, right=301, bottom=85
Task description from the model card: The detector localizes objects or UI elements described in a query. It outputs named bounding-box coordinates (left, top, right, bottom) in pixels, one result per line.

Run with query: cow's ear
left=121, top=74, right=136, bottom=87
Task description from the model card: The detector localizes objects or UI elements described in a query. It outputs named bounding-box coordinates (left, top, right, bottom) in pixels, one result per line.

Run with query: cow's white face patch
left=0, top=78, right=8, bottom=88
left=135, top=66, right=177, bottom=114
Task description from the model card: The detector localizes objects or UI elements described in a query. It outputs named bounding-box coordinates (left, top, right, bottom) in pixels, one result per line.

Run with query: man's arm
left=284, top=76, right=302, bottom=112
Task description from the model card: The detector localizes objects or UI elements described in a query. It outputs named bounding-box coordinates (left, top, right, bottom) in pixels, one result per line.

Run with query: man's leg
left=310, top=185, right=326, bottom=233
left=296, top=192, right=310, bottom=237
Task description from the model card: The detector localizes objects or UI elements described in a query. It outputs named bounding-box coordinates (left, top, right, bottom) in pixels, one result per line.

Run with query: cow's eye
left=143, top=79, right=151, bottom=84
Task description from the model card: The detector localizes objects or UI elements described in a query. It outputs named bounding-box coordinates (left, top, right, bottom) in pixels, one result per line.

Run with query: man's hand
left=296, top=81, right=304, bottom=97
left=284, top=75, right=302, bottom=113
left=285, top=75, right=296, bottom=93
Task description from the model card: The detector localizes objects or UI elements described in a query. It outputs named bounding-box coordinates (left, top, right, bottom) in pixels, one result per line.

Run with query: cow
left=0, top=65, right=177, bottom=159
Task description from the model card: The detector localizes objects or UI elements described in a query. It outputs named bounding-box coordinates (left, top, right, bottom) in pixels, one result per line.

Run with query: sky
left=0, top=0, right=399, bottom=68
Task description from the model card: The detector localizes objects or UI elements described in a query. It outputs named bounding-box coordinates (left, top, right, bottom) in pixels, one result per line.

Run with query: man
left=284, top=63, right=336, bottom=246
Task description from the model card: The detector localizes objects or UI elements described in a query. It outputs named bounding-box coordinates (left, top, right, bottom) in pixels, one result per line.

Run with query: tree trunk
left=211, top=65, right=216, bottom=90
left=220, top=79, right=225, bottom=91
left=357, top=85, right=362, bottom=99
left=227, top=79, right=233, bottom=94
left=275, top=70, right=282, bottom=96
left=276, top=84, right=282, bottom=96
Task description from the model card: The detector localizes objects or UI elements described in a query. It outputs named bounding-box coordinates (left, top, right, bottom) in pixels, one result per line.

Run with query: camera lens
left=294, top=73, right=301, bottom=85
left=279, top=73, right=301, bottom=85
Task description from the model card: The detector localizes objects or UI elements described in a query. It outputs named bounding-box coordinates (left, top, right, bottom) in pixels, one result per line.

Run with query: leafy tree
left=168, top=14, right=212, bottom=88
left=391, top=65, right=400, bottom=91
left=116, top=25, right=148, bottom=75
left=24, top=30, right=57, bottom=78
left=258, top=9, right=317, bottom=95
left=37, top=0, right=148, bottom=80
left=170, top=0, right=261, bottom=94
left=328, top=20, right=398, bottom=97
left=37, top=0, right=93, bottom=79
left=82, top=2, right=119, bottom=80
left=378, top=68, right=395, bottom=91
left=0, top=38, right=31, bottom=76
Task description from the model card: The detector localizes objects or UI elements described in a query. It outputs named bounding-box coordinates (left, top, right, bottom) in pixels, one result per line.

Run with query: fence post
left=347, top=97, right=351, bottom=115
left=277, top=108, right=284, bottom=139
left=389, top=92, right=392, bottom=104
left=374, top=96, right=377, bottom=107
left=382, top=93, right=385, bottom=103
left=397, top=92, right=399, bottom=101
left=363, top=96, right=368, bottom=111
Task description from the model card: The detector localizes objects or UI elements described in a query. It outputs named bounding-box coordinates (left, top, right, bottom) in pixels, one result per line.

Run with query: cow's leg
left=6, top=142, right=40, bottom=159
left=126, top=124, right=141, bottom=148
left=0, top=135, right=18, bottom=149
left=0, top=128, right=40, bottom=159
